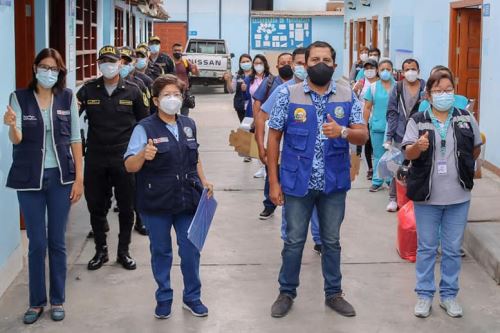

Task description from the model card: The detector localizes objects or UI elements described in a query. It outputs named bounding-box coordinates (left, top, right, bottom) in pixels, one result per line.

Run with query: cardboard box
left=229, top=129, right=260, bottom=159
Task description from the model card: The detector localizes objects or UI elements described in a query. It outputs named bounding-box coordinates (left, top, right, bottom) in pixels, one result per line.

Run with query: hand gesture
left=322, top=114, right=342, bottom=139
left=3, top=105, right=16, bottom=127
left=417, top=131, right=430, bottom=152
left=144, top=139, right=158, bottom=160
left=70, top=179, right=84, bottom=204
left=203, top=182, right=214, bottom=198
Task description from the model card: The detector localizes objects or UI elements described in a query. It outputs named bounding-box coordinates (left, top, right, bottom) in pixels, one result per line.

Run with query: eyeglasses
left=160, top=93, right=182, bottom=98
left=431, top=88, right=454, bottom=95
left=38, top=64, right=59, bottom=72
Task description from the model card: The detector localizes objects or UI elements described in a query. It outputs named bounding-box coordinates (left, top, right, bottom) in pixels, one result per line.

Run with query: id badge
left=437, top=160, right=447, bottom=175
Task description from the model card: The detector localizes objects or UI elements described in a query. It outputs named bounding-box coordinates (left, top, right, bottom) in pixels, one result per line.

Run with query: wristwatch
left=341, top=126, right=349, bottom=139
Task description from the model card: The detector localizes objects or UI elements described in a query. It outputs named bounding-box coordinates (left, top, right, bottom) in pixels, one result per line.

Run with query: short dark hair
left=305, top=41, right=336, bottom=62
left=402, top=58, right=420, bottom=70
left=29, top=48, right=67, bottom=94
left=152, top=74, right=186, bottom=97
left=379, top=59, right=393, bottom=68
left=172, top=43, right=182, bottom=49
left=426, top=71, right=455, bottom=94
left=277, top=52, right=293, bottom=63
left=368, top=47, right=381, bottom=56
left=431, top=65, right=455, bottom=81
left=292, top=47, right=306, bottom=60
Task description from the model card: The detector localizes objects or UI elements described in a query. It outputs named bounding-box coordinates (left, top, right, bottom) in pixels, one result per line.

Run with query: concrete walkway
left=1, top=88, right=500, bottom=333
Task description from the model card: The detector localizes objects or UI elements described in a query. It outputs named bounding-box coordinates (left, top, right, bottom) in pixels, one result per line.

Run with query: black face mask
left=278, top=65, right=294, bottom=80
left=307, top=62, right=334, bottom=86
left=173, top=52, right=182, bottom=60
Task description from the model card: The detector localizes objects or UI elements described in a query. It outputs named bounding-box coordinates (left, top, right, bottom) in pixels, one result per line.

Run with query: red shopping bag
left=396, top=201, right=417, bottom=262
left=396, top=180, right=410, bottom=209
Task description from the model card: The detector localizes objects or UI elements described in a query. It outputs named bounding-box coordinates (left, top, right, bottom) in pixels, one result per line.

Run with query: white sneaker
left=440, top=298, right=463, bottom=318
left=254, top=166, right=266, bottom=178
left=414, top=298, right=432, bottom=318
left=386, top=200, right=398, bottom=212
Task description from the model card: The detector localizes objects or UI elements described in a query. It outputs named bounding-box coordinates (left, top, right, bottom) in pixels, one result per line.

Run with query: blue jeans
left=281, top=206, right=322, bottom=245
left=414, top=201, right=470, bottom=300
left=279, top=190, right=346, bottom=298
left=141, top=212, right=201, bottom=303
left=17, top=168, right=72, bottom=307
left=263, top=166, right=277, bottom=210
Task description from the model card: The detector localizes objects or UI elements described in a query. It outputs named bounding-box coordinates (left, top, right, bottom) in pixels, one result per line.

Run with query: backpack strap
left=264, top=75, right=276, bottom=101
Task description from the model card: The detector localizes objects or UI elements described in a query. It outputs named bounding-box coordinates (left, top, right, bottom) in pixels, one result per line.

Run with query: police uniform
left=135, top=44, right=158, bottom=114
left=120, top=46, right=151, bottom=110
left=77, top=45, right=149, bottom=270
left=147, top=36, right=175, bottom=80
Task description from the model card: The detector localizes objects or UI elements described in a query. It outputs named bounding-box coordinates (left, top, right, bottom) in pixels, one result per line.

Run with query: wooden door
left=357, top=21, right=366, bottom=54
left=372, top=18, right=378, bottom=48
left=49, top=0, right=66, bottom=63
left=153, top=22, right=188, bottom=55
left=349, top=21, right=354, bottom=70
left=15, top=0, right=35, bottom=89
left=451, top=8, right=481, bottom=118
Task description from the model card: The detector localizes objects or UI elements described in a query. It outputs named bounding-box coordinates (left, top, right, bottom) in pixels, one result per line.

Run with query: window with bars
left=76, top=0, right=97, bottom=85
left=115, top=7, right=124, bottom=46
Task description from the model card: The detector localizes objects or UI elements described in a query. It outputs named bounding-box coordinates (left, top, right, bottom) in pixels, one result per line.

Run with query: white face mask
left=369, top=55, right=379, bottom=62
left=360, top=53, right=369, bottom=62
left=99, top=62, right=120, bottom=79
left=159, top=96, right=182, bottom=115
left=364, top=69, right=377, bottom=79
left=254, top=64, right=265, bottom=74
left=405, top=70, right=419, bottom=83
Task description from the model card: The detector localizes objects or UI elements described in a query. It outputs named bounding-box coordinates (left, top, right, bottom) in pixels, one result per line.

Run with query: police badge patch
left=334, top=106, right=345, bottom=119
left=184, top=127, right=193, bottom=138
left=294, top=108, right=307, bottom=123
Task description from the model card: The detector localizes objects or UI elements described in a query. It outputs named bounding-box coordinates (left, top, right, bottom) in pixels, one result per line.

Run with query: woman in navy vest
left=3, top=48, right=83, bottom=324
left=124, top=74, right=213, bottom=319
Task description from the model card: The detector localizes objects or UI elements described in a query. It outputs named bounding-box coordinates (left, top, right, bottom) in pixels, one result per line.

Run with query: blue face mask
left=119, top=64, right=132, bottom=78
left=36, top=68, right=59, bottom=89
left=136, top=58, right=147, bottom=70
left=294, top=65, right=307, bottom=81
left=240, top=62, right=252, bottom=71
left=431, top=93, right=455, bottom=112
left=380, top=69, right=392, bottom=81
left=149, top=44, right=160, bottom=53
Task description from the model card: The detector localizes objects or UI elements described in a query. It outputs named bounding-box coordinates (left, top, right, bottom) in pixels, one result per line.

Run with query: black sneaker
left=88, top=250, right=109, bottom=270
left=259, top=207, right=275, bottom=220
left=313, top=244, right=323, bottom=255
left=325, top=293, right=356, bottom=317
left=117, top=253, right=137, bottom=270
left=271, top=293, right=294, bottom=318
left=366, top=169, right=373, bottom=180
left=134, top=223, right=148, bottom=236
left=113, top=206, right=119, bottom=213
left=369, top=184, right=383, bottom=192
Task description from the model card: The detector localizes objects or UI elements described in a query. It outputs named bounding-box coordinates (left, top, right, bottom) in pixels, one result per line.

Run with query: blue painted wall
left=221, top=0, right=250, bottom=71
left=35, top=0, right=49, bottom=54
left=186, top=0, right=220, bottom=39
left=0, top=3, right=21, bottom=275
left=311, top=16, right=344, bottom=79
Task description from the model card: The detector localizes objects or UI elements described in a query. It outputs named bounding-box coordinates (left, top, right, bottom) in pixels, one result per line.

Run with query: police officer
left=118, top=46, right=150, bottom=235
left=132, top=44, right=154, bottom=90
left=148, top=36, right=175, bottom=80
left=77, top=45, right=149, bottom=271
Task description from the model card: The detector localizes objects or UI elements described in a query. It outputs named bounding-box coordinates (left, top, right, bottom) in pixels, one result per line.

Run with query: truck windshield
left=187, top=41, right=226, bottom=54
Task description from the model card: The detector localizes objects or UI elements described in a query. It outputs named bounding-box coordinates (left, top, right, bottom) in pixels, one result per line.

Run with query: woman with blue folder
left=124, top=74, right=213, bottom=319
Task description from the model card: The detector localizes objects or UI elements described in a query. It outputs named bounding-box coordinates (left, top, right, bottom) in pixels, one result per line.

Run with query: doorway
left=449, top=1, right=482, bottom=120
left=14, top=0, right=35, bottom=89
left=49, top=0, right=66, bottom=63
left=357, top=20, right=366, bottom=54
left=372, top=17, right=378, bottom=48
left=349, top=20, right=354, bottom=69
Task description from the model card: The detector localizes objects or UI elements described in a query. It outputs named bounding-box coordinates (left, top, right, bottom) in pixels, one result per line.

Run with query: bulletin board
left=251, top=17, right=312, bottom=50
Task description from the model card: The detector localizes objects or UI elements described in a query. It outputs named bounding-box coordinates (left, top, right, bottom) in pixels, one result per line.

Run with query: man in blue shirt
left=253, top=52, right=294, bottom=220
left=267, top=41, right=368, bottom=318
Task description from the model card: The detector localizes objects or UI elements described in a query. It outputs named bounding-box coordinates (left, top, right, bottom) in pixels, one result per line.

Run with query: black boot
left=87, top=247, right=109, bottom=270
left=134, top=215, right=148, bottom=236
left=117, top=252, right=137, bottom=270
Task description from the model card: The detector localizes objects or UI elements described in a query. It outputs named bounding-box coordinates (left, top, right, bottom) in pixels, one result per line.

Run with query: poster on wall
left=251, top=17, right=312, bottom=50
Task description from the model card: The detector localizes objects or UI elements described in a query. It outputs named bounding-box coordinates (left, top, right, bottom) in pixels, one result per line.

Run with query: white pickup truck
left=184, top=39, right=234, bottom=92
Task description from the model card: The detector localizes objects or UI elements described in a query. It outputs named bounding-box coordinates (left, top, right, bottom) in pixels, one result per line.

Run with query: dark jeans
left=18, top=168, right=72, bottom=307
left=279, top=190, right=346, bottom=298
left=141, top=212, right=201, bottom=303
left=263, top=166, right=277, bottom=211
left=84, top=154, right=134, bottom=254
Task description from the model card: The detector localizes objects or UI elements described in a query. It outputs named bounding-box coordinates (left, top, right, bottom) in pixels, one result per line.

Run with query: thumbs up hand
left=417, top=131, right=430, bottom=152
left=322, top=114, right=343, bottom=139
left=143, top=139, right=158, bottom=160
left=3, top=105, right=16, bottom=127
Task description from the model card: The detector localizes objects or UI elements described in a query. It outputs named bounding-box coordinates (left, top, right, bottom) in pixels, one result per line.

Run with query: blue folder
left=188, top=188, right=218, bottom=252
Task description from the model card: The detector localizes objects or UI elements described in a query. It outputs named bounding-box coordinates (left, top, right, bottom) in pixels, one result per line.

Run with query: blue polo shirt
left=252, top=76, right=285, bottom=103
left=261, top=78, right=297, bottom=114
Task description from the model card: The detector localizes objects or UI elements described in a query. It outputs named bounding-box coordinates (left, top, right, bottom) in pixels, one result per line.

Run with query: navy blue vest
left=6, top=88, right=75, bottom=190
left=281, top=82, right=353, bottom=197
left=135, top=114, right=203, bottom=214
